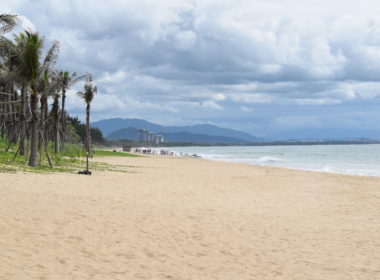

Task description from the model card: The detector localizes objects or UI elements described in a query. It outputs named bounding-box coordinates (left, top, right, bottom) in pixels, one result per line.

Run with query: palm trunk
left=85, top=103, right=90, bottom=171
left=9, top=86, right=17, bottom=143
left=61, top=89, right=66, bottom=149
left=52, top=96, right=60, bottom=153
left=44, top=98, right=48, bottom=145
left=38, top=96, right=48, bottom=152
left=28, top=92, right=39, bottom=166
left=5, top=88, right=12, bottom=142
left=11, top=87, right=17, bottom=142
left=19, top=85, right=27, bottom=155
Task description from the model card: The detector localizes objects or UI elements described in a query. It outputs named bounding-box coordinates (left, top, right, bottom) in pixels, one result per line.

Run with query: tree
left=59, top=71, right=86, bottom=150
left=15, top=31, right=59, bottom=166
left=38, top=70, right=61, bottom=152
left=77, top=74, right=96, bottom=172
left=0, top=14, right=19, bottom=146
left=67, top=115, right=106, bottom=144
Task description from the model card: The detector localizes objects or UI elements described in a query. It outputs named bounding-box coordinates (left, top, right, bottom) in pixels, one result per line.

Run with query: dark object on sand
left=78, top=170, right=92, bottom=175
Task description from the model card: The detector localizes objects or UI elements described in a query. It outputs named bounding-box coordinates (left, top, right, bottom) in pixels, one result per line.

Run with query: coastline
left=1, top=155, right=379, bottom=279
left=157, top=144, right=380, bottom=177
left=198, top=156, right=380, bottom=178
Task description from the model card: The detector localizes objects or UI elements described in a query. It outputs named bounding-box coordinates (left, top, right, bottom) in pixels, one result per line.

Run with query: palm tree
left=59, top=71, right=86, bottom=150
left=15, top=31, right=59, bottom=166
left=77, top=74, right=96, bottom=173
left=0, top=37, right=19, bottom=144
left=38, top=70, right=60, bottom=153
left=0, top=14, right=17, bottom=143
left=41, top=70, right=62, bottom=153
left=0, top=14, right=18, bottom=35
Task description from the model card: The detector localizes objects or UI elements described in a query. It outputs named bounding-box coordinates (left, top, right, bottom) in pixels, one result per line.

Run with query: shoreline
left=123, top=147, right=380, bottom=179
left=143, top=144, right=380, bottom=178
left=197, top=156, right=380, bottom=179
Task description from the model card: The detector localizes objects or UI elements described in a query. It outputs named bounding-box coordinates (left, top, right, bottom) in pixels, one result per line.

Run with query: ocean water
left=163, top=144, right=380, bottom=177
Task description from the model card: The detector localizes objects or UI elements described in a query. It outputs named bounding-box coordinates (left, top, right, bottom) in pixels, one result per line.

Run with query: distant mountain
left=107, top=127, right=249, bottom=143
left=162, top=131, right=248, bottom=143
left=267, top=129, right=380, bottom=141
left=93, top=118, right=162, bottom=136
left=93, top=118, right=260, bottom=142
left=162, top=124, right=258, bottom=142
left=107, top=127, right=140, bottom=141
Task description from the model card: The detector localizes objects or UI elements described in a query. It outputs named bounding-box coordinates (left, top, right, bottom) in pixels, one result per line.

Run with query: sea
left=160, top=144, right=380, bottom=177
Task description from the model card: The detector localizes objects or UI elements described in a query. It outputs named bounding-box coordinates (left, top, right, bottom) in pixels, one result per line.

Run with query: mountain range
left=93, top=118, right=260, bottom=143
left=106, top=127, right=254, bottom=144
left=93, top=118, right=380, bottom=143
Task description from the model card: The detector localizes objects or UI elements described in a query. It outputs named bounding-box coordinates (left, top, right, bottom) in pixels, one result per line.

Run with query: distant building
left=138, top=129, right=150, bottom=142
left=155, top=135, right=164, bottom=144
left=122, top=145, right=132, bottom=152
left=138, top=129, right=164, bottom=144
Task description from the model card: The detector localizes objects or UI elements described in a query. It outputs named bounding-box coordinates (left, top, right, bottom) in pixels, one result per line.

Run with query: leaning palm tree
left=0, top=14, right=18, bottom=35
left=15, top=31, right=59, bottom=166
left=77, top=74, right=96, bottom=173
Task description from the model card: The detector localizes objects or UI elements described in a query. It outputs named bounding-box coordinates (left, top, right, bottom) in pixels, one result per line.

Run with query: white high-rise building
left=138, top=129, right=164, bottom=144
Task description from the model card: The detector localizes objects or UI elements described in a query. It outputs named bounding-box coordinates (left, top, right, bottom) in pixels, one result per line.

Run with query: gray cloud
left=3, top=0, right=380, bottom=135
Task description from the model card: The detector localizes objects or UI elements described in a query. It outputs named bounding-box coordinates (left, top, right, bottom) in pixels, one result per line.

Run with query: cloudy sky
left=3, top=0, right=380, bottom=136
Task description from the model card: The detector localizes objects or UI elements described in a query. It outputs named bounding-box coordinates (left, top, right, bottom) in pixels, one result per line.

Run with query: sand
left=0, top=155, right=379, bottom=280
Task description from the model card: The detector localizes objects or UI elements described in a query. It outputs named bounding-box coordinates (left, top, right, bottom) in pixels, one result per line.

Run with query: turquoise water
left=164, top=144, right=380, bottom=177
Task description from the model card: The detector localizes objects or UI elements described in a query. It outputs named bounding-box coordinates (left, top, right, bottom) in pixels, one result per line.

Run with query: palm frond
left=17, top=31, right=44, bottom=93
left=42, top=40, right=60, bottom=72
left=77, top=74, right=97, bottom=104
left=0, top=36, right=16, bottom=58
left=0, top=14, right=18, bottom=34
left=77, top=91, right=84, bottom=99
left=70, top=73, right=87, bottom=85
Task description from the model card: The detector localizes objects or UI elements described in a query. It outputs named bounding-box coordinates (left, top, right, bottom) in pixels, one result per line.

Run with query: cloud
left=200, top=100, right=223, bottom=110
left=230, top=93, right=273, bottom=104
left=240, top=106, right=254, bottom=112
left=294, top=98, right=342, bottom=106
left=3, top=0, right=380, bottom=134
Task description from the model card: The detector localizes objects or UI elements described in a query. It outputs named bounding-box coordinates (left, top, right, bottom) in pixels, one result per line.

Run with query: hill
left=107, top=127, right=250, bottom=143
left=93, top=118, right=260, bottom=143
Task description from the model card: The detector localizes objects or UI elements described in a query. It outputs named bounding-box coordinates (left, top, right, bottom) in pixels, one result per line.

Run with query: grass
left=0, top=138, right=138, bottom=174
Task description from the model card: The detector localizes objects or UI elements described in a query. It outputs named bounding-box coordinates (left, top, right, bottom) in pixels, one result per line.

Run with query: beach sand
left=0, top=155, right=379, bottom=279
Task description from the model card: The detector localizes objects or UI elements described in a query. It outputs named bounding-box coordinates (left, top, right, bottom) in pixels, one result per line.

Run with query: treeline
left=0, top=14, right=103, bottom=167
left=67, top=116, right=106, bottom=145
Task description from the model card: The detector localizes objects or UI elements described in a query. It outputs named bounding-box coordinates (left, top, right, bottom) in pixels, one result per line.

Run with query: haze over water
left=168, top=144, right=380, bottom=177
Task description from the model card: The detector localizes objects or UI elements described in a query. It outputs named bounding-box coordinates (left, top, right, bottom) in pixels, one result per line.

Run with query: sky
left=2, top=0, right=380, bottom=136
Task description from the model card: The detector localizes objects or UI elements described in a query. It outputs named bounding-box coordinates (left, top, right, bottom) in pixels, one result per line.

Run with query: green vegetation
left=68, top=116, right=106, bottom=145
left=0, top=138, right=138, bottom=174
left=0, top=14, right=111, bottom=172
left=0, top=138, right=82, bottom=173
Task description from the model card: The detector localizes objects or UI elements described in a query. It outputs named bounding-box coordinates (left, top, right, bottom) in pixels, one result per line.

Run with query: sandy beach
left=0, top=155, right=379, bottom=280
